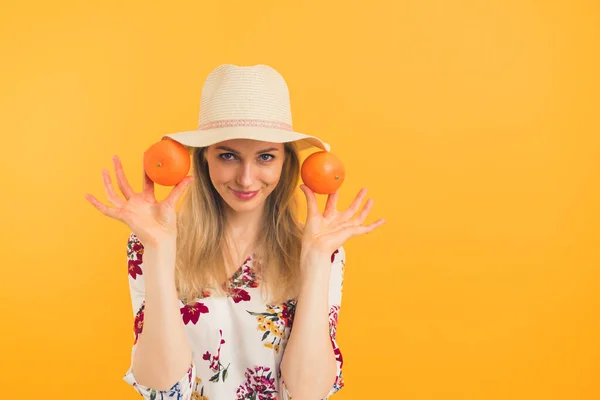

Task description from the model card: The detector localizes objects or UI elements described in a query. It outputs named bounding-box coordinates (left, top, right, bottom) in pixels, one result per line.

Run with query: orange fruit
left=143, top=138, right=191, bottom=186
left=301, top=151, right=345, bottom=194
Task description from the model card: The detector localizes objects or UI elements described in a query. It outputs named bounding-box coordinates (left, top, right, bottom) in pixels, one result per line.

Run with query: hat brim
left=161, top=126, right=330, bottom=152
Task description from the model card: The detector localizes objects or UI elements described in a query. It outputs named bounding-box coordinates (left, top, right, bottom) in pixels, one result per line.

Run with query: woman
left=85, top=64, right=385, bottom=399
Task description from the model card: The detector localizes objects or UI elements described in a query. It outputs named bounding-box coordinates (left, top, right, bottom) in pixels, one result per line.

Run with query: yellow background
left=1, top=0, right=599, bottom=398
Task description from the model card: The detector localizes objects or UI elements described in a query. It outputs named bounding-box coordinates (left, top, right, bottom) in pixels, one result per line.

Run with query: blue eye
left=218, top=153, right=275, bottom=162
left=260, top=154, right=275, bottom=162
left=219, top=153, right=236, bottom=161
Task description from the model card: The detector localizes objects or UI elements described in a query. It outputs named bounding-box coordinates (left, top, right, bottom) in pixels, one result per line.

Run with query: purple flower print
left=235, top=366, right=277, bottom=399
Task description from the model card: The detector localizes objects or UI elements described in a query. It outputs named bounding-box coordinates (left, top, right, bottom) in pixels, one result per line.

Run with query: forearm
left=280, top=255, right=337, bottom=399
left=131, top=243, right=193, bottom=391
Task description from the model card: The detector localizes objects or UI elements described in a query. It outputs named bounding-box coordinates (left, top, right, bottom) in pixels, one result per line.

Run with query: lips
left=230, top=188, right=259, bottom=200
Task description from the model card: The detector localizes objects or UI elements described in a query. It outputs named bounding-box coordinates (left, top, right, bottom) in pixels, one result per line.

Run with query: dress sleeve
left=121, top=232, right=197, bottom=399
left=325, top=245, right=346, bottom=397
left=281, top=245, right=346, bottom=400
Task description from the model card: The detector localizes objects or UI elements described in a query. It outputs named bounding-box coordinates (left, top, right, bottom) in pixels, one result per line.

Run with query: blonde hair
left=174, top=142, right=303, bottom=305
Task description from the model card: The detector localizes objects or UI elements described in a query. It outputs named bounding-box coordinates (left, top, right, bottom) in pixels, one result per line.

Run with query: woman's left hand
left=299, top=184, right=386, bottom=263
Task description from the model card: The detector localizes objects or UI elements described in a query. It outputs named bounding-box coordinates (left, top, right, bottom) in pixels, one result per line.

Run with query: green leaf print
left=209, top=371, right=220, bottom=382
left=149, top=390, right=157, bottom=400
left=262, top=330, right=270, bottom=341
left=247, top=310, right=273, bottom=317
left=222, top=367, right=229, bottom=381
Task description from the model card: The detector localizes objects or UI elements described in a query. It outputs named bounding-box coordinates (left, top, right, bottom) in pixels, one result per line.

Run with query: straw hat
left=162, top=64, right=331, bottom=152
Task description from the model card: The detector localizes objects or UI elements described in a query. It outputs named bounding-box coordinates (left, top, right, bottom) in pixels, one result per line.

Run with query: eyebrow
left=215, top=146, right=280, bottom=154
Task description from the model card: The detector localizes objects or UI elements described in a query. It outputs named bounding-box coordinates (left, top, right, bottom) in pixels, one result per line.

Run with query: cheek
left=208, top=171, right=229, bottom=192
left=264, top=167, right=284, bottom=187
left=207, top=167, right=219, bottom=184
left=208, top=164, right=231, bottom=184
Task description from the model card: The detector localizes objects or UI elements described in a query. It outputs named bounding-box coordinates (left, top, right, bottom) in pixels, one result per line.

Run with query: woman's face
left=206, top=139, right=286, bottom=214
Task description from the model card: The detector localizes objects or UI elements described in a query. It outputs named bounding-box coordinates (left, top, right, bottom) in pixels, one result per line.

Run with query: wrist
left=144, top=232, right=176, bottom=248
left=143, top=242, right=177, bottom=273
left=299, top=254, right=332, bottom=283
left=300, top=247, right=331, bottom=264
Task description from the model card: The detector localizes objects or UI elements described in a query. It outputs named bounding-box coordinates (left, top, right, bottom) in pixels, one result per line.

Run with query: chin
left=227, top=202, right=260, bottom=213
left=223, top=193, right=264, bottom=213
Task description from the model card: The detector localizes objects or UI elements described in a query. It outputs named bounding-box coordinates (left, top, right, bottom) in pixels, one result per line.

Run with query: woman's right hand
left=84, top=155, right=194, bottom=248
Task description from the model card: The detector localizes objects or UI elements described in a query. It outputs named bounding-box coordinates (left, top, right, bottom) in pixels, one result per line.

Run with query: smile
left=230, top=189, right=259, bottom=200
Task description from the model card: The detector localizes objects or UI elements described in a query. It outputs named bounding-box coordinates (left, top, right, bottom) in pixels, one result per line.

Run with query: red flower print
left=230, top=288, right=251, bottom=303
left=127, top=233, right=145, bottom=279
left=229, top=254, right=260, bottom=289
left=277, top=300, right=295, bottom=329
left=329, top=304, right=340, bottom=338
left=180, top=302, right=209, bottom=325
left=127, top=233, right=145, bottom=257
left=235, top=366, right=277, bottom=399
left=334, top=346, right=343, bottom=365
left=128, top=258, right=143, bottom=279
left=328, top=304, right=345, bottom=393
left=133, top=302, right=145, bottom=344
left=132, top=241, right=144, bottom=256
left=331, top=248, right=340, bottom=263
left=203, top=329, right=231, bottom=383
left=332, top=345, right=345, bottom=391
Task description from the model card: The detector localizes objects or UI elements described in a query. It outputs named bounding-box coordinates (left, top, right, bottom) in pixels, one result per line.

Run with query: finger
left=113, top=156, right=135, bottom=200
left=165, top=175, right=195, bottom=207
left=142, top=159, right=155, bottom=200
left=300, top=184, right=319, bottom=217
left=338, top=218, right=386, bottom=241
left=339, top=188, right=368, bottom=221
left=331, top=199, right=375, bottom=229
left=84, top=193, right=121, bottom=220
left=329, top=198, right=373, bottom=231
left=323, top=191, right=339, bottom=219
left=331, top=211, right=385, bottom=234
left=352, top=198, right=375, bottom=226
left=102, top=169, right=126, bottom=208
left=363, top=218, right=386, bottom=233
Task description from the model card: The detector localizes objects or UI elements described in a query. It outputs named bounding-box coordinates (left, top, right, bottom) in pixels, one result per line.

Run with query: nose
left=236, top=162, right=255, bottom=189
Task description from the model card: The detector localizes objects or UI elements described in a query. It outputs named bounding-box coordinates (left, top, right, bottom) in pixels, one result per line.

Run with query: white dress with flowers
left=122, top=232, right=345, bottom=399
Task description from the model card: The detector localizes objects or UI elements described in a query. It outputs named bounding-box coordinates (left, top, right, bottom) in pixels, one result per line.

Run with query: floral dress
left=123, top=232, right=346, bottom=399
